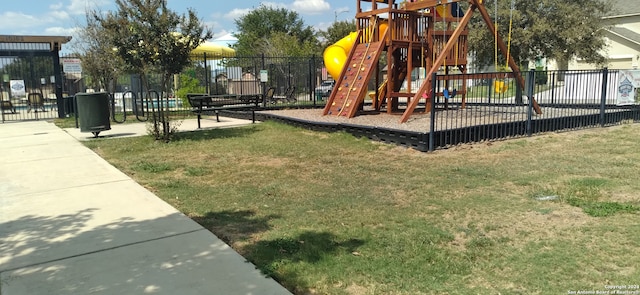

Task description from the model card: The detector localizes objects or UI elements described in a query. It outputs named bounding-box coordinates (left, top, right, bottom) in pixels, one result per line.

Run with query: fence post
left=551, top=72, right=556, bottom=105
left=526, top=69, right=535, bottom=137
left=515, top=76, right=522, bottom=105
left=203, top=52, right=210, bottom=94
left=428, top=72, right=437, bottom=152
left=261, top=54, right=267, bottom=108
left=74, top=95, right=79, bottom=128
left=488, top=78, right=492, bottom=103
left=53, top=51, right=65, bottom=118
left=600, top=67, right=608, bottom=127
left=310, top=55, right=316, bottom=106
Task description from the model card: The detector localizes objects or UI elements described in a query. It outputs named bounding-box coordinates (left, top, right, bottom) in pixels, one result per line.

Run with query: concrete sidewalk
left=63, top=116, right=257, bottom=141
left=0, top=120, right=290, bottom=295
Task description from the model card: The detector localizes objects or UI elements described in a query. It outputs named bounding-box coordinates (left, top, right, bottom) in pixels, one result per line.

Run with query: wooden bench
left=187, top=93, right=266, bottom=128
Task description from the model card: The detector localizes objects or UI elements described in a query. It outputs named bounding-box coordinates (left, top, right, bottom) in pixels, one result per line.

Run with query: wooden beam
left=0, top=35, right=72, bottom=52
left=323, top=31, right=364, bottom=115
left=400, top=5, right=474, bottom=123
left=404, top=0, right=464, bottom=11
left=356, top=8, right=392, bottom=19
left=0, top=35, right=72, bottom=44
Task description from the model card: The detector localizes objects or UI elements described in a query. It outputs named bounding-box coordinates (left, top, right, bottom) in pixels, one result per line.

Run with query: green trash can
left=76, top=92, right=111, bottom=137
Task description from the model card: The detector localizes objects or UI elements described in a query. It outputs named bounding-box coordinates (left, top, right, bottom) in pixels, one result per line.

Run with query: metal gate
left=0, top=35, right=70, bottom=123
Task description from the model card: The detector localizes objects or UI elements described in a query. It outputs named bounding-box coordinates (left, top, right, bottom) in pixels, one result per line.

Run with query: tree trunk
left=161, top=74, right=171, bottom=142
left=140, top=74, right=160, bottom=139
left=556, top=57, right=569, bottom=82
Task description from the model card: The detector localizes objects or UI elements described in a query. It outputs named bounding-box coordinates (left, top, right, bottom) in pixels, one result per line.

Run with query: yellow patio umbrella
left=191, top=41, right=235, bottom=58
left=185, top=41, right=235, bottom=95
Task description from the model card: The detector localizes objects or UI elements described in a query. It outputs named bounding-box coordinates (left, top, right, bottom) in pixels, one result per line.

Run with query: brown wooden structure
left=323, top=0, right=541, bottom=123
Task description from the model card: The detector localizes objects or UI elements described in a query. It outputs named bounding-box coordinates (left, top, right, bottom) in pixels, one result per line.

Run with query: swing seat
left=443, top=88, right=457, bottom=99
left=494, top=80, right=508, bottom=94
left=422, top=90, right=433, bottom=99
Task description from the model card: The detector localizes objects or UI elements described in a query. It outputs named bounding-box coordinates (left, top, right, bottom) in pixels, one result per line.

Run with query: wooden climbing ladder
left=323, top=30, right=389, bottom=118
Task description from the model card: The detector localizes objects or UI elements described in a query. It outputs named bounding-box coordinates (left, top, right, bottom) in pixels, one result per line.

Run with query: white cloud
left=211, top=31, right=239, bottom=47
left=224, top=8, right=252, bottom=21
left=206, top=13, right=226, bottom=30
left=224, top=2, right=290, bottom=21
left=50, top=3, right=64, bottom=10
left=0, top=12, right=48, bottom=32
left=48, top=10, right=71, bottom=21
left=67, top=0, right=110, bottom=15
left=0, top=0, right=110, bottom=35
left=260, top=2, right=287, bottom=9
left=335, top=6, right=350, bottom=14
left=291, top=0, right=330, bottom=15
left=315, top=21, right=333, bottom=32
left=44, top=26, right=78, bottom=36
left=223, top=0, right=330, bottom=22
left=203, top=20, right=220, bottom=32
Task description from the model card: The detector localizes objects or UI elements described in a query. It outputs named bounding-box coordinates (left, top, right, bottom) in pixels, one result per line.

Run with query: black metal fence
left=95, top=66, right=640, bottom=152
left=426, top=69, right=640, bottom=150
left=1, top=52, right=329, bottom=123
left=5, top=49, right=639, bottom=153
left=187, top=54, right=323, bottom=104
left=240, top=68, right=640, bottom=152
left=34, top=54, right=327, bottom=123
left=0, top=53, right=62, bottom=122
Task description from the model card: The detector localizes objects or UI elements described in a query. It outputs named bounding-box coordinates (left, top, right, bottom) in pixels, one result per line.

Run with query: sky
left=0, top=0, right=356, bottom=47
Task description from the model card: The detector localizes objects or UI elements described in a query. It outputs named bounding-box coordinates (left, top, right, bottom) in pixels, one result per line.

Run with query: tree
left=522, top=0, right=612, bottom=69
left=233, top=5, right=320, bottom=57
left=258, top=32, right=319, bottom=57
left=319, top=20, right=357, bottom=48
left=467, top=0, right=612, bottom=70
left=95, top=0, right=211, bottom=141
left=74, top=8, right=126, bottom=93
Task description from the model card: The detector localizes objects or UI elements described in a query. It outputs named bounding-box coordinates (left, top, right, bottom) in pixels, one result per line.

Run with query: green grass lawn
left=83, top=121, right=640, bottom=294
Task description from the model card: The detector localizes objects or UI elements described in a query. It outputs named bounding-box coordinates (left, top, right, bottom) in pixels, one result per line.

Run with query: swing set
left=493, top=0, right=514, bottom=94
left=397, top=0, right=542, bottom=123
left=418, top=2, right=462, bottom=102
left=324, top=0, right=541, bottom=123
left=439, top=3, right=460, bottom=100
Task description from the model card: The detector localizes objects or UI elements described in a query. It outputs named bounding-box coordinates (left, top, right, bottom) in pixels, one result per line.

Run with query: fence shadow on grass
left=173, top=125, right=262, bottom=141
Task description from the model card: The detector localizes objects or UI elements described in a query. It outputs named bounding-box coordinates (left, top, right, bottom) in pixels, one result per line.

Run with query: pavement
left=0, top=118, right=292, bottom=295
left=62, top=116, right=258, bottom=141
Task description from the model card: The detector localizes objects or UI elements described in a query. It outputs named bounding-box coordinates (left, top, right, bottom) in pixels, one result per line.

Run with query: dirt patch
left=345, top=283, right=369, bottom=295
left=301, top=130, right=330, bottom=139
left=440, top=204, right=593, bottom=251
left=239, top=156, right=288, bottom=168
left=609, top=192, right=640, bottom=204
left=448, top=231, right=469, bottom=251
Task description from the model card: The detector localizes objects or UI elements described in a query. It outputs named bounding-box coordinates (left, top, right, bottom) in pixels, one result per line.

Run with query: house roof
left=607, top=27, right=640, bottom=46
left=609, top=0, right=640, bottom=17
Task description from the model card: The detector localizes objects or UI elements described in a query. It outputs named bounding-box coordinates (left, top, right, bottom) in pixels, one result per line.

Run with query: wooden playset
left=322, top=0, right=541, bottom=123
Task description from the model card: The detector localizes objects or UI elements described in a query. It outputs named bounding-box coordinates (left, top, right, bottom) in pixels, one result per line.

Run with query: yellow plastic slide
left=322, top=22, right=388, bottom=80
left=323, top=32, right=359, bottom=80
